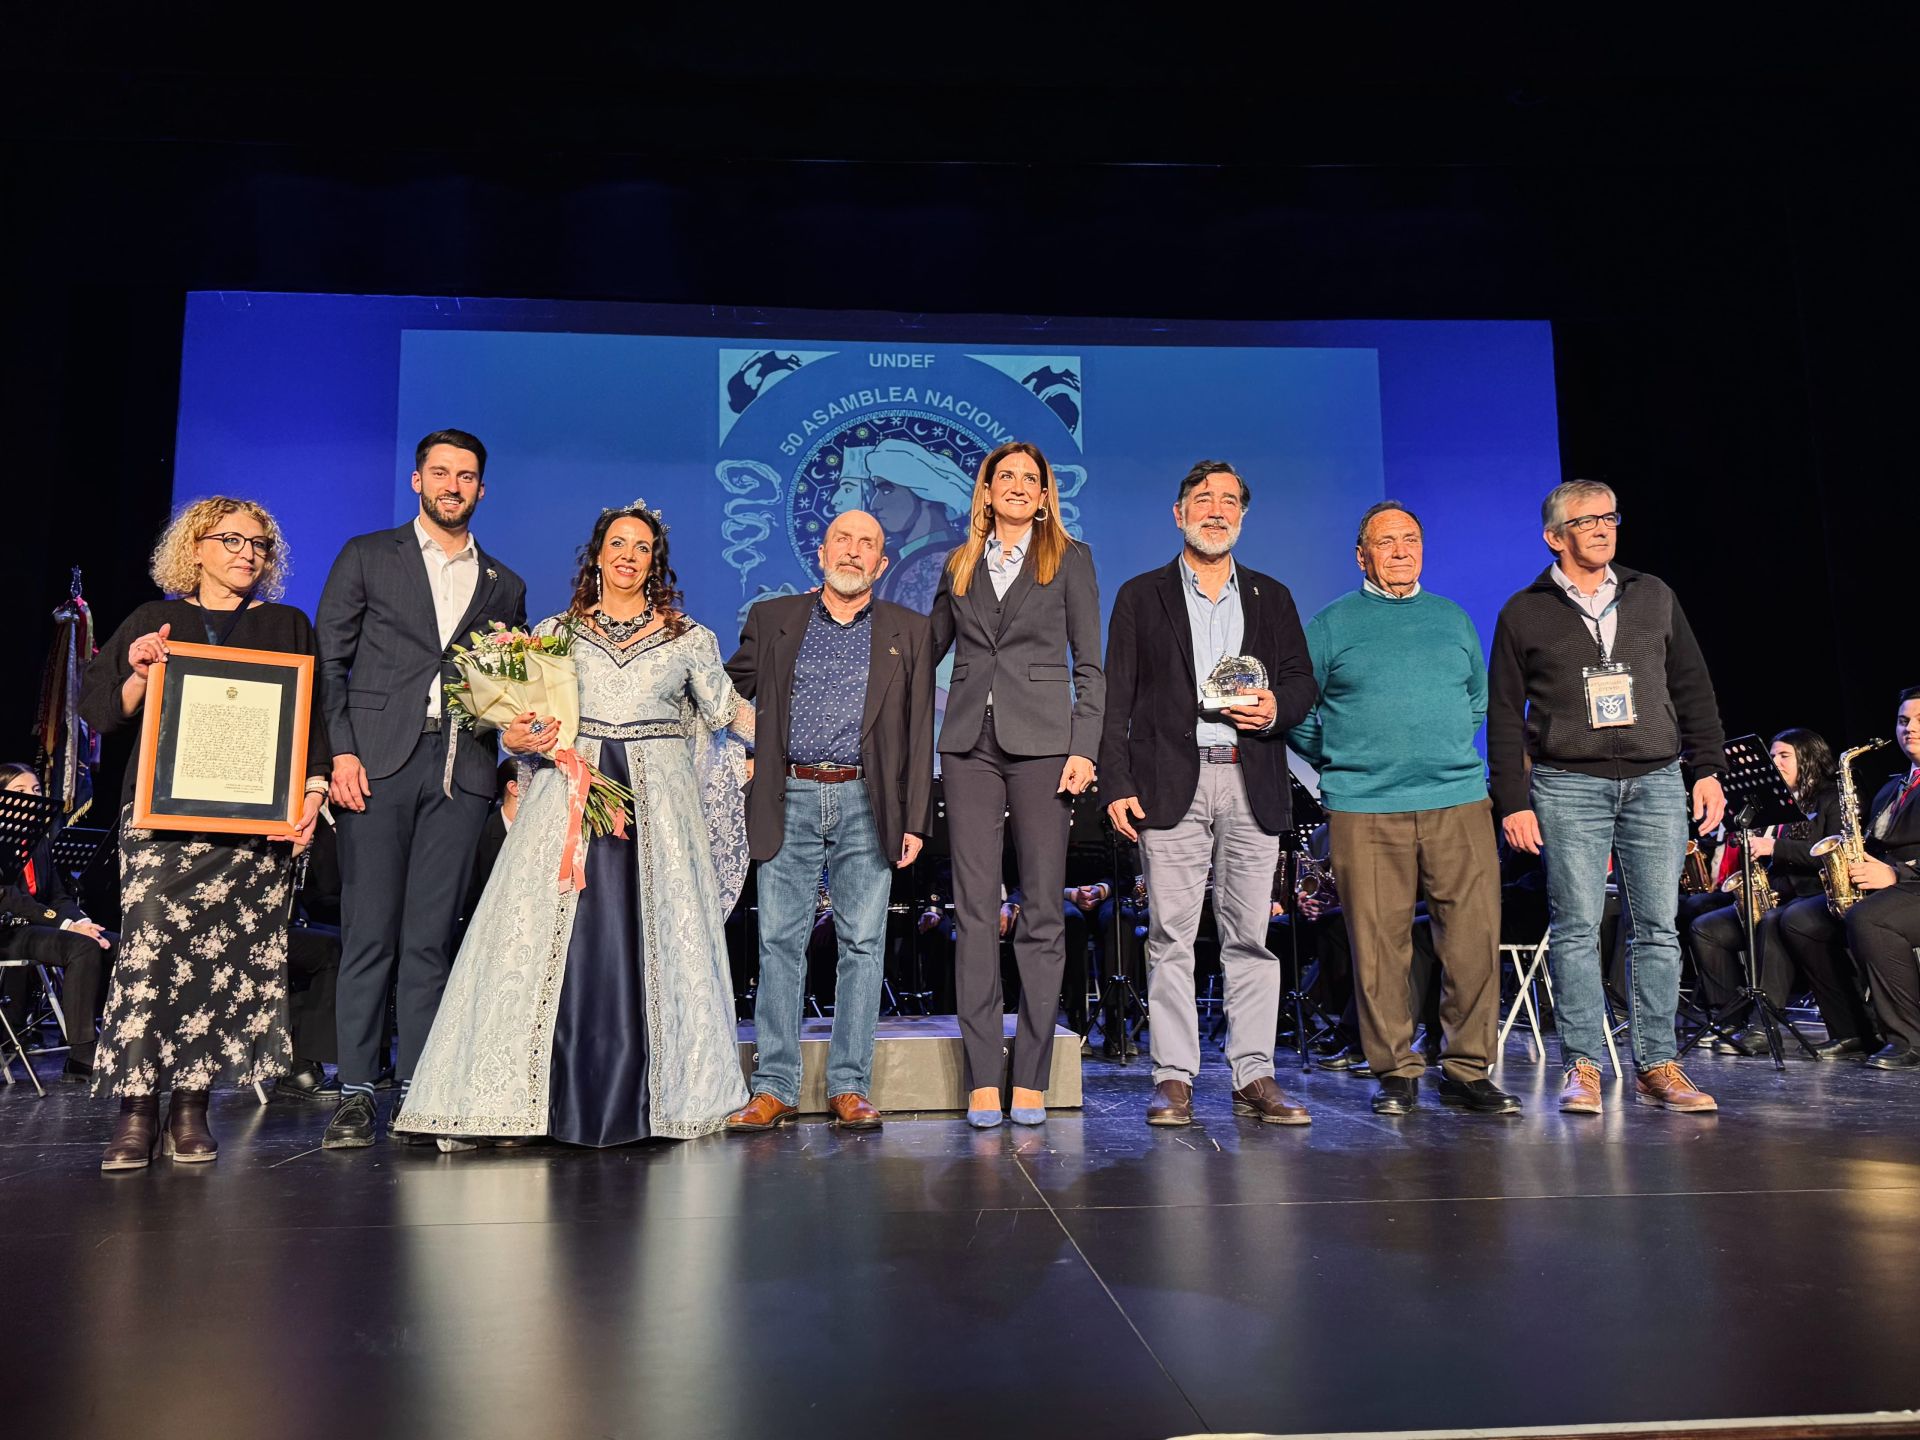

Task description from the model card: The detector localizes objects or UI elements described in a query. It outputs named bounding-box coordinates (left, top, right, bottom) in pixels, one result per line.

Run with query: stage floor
left=4, top=1043, right=1919, bottom=1440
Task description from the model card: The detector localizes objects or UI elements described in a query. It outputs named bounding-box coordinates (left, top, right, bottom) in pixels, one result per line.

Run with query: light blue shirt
left=1550, top=563, right=1619, bottom=659
left=985, top=526, right=1031, bottom=599
left=1181, top=556, right=1244, bottom=747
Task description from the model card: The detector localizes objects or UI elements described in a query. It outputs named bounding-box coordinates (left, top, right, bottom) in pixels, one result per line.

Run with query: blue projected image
left=175, top=296, right=1561, bottom=715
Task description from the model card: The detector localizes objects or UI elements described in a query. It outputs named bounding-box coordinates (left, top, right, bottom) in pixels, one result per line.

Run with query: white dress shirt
left=414, top=514, right=480, bottom=717
left=1550, top=562, right=1619, bottom=659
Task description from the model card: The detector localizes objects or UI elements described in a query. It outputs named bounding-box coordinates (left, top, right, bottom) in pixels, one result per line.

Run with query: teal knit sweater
left=1287, top=587, right=1490, bottom=815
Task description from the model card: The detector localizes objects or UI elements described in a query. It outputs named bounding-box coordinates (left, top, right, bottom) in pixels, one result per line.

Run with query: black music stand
left=1680, top=734, right=1819, bottom=1069
left=891, top=778, right=949, bottom=1017
left=0, top=791, right=60, bottom=1096
left=49, top=825, right=113, bottom=886
left=1095, top=788, right=1147, bottom=1062
left=1274, top=774, right=1332, bottom=1069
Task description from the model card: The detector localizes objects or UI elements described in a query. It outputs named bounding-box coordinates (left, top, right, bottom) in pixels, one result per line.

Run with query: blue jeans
left=1531, top=760, right=1689, bottom=1072
left=750, top=778, right=891, bottom=1106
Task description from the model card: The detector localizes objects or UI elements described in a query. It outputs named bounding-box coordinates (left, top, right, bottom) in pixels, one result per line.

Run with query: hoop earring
left=1034, top=507, right=1049, bottom=523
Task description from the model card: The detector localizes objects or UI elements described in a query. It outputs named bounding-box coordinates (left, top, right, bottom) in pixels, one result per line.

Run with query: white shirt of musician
left=414, top=514, right=480, bottom=718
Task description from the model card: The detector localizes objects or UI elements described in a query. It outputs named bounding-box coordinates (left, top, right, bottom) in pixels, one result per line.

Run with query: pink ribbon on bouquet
left=553, top=746, right=628, bottom=891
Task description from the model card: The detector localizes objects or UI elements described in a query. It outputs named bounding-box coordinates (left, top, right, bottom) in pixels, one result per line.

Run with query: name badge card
left=1581, top=662, right=1637, bottom=729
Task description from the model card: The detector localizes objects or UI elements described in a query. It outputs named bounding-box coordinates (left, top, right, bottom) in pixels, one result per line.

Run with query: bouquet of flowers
left=445, top=621, right=634, bottom=888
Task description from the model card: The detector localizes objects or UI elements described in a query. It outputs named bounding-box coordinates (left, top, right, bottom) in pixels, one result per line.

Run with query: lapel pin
left=486, top=567, right=498, bottom=580
left=889, top=645, right=900, bottom=656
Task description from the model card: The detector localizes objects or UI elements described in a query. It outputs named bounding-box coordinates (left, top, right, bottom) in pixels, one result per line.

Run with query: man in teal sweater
left=1288, top=502, right=1516, bottom=1116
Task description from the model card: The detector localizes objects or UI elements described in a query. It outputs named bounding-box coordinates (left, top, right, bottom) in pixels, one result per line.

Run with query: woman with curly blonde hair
left=79, top=496, right=330, bottom=1171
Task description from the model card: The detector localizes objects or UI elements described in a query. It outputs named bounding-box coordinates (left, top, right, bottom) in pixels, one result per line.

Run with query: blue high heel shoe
left=1009, top=1105, right=1046, bottom=1126
left=967, top=1107, right=1004, bottom=1129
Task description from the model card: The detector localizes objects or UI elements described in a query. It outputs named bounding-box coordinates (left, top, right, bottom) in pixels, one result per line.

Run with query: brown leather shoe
left=1231, top=1075, right=1311, bottom=1125
left=1635, top=1061, right=1718, bottom=1113
left=163, top=1089, right=218, bottom=1163
left=1146, top=1079, right=1193, bottom=1126
left=726, top=1092, right=798, bottom=1132
left=827, top=1093, right=882, bottom=1129
left=101, top=1095, right=160, bottom=1172
left=1559, top=1059, right=1603, bottom=1115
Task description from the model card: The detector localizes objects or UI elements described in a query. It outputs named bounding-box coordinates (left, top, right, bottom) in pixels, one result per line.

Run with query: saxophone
left=1809, top=738, right=1891, bottom=917
left=1724, top=863, right=1777, bottom=929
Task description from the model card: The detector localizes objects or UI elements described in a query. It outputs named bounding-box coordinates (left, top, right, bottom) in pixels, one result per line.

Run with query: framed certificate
left=133, top=640, right=314, bottom=836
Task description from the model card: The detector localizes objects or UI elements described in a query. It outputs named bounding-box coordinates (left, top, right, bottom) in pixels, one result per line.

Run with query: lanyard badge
left=1582, top=662, right=1637, bottom=729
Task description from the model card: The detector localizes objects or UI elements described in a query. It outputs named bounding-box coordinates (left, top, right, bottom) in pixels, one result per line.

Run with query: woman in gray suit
left=931, top=440, right=1104, bottom=1128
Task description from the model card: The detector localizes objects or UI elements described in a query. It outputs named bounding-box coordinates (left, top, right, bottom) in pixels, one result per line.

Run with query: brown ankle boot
left=164, top=1089, right=218, bottom=1163
left=101, top=1095, right=161, bottom=1172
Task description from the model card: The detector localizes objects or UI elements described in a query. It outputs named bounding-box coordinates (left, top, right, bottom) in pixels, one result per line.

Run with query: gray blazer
left=316, top=525, right=527, bottom=795
left=929, top=540, right=1104, bottom=759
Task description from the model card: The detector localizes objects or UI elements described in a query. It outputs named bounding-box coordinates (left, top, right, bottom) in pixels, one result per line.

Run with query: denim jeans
left=750, top=778, right=892, bottom=1106
left=1531, top=760, right=1689, bottom=1072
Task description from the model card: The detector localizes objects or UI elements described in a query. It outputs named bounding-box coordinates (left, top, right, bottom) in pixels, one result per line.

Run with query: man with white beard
left=724, top=511, right=936, bottom=1132
left=1098, top=462, right=1319, bottom=1127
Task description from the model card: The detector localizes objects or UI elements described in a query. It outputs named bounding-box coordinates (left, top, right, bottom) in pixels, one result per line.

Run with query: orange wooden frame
left=132, top=640, right=313, bottom=837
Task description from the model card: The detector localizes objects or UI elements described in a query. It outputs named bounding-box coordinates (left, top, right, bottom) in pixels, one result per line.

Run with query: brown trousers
left=1328, top=799, right=1501, bottom=1081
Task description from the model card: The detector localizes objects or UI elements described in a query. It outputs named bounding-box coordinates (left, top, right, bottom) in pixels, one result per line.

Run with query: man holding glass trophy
left=1099, top=461, right=1318, bottom=1127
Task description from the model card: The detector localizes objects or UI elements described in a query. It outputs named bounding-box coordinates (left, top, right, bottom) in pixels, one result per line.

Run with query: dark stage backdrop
left=1, top=20, right=1903, bottom=805
left=172, top=295, right=1560, bottom=667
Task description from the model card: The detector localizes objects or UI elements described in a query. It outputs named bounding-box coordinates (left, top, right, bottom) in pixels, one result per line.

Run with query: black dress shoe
left=275, top=1061, right=340, bottom=1102
left=321, top=1092, right=378, bottom=1149
left=1438, top=1076, right=1522, bottom=1114
left=1711, top=1026, right=1769, bottom=1057
left=58, top=1059, right=95, bottom=1086
left=1865, top=1044, right=1920, bottom=1070
left=1372, top=1076, right=1418, bottom=1115
left=1811, top=1035, right=1872, bottom=1060
left=1310, top=1036, right=1364, bottom=1071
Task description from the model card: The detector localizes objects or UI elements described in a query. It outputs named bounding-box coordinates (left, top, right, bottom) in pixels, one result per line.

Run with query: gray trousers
left=1141, top=764, right=1281, bottom=1090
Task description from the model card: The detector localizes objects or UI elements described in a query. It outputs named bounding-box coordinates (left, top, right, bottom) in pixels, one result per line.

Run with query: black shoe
left=321, top=1092, right=378, bottom=1149
left=1812, top=1035, right=1872, bottom=1060
left=274, top=1061, right=340, bottom=1103
left=1712, top=1026, right=1768, bottom=1057
left=1865, top=1043, right=1920, bottom=1070
left=1438, top=1076, right=1522, bottom=1114
left=1309, top=1036, right=1364, bottom=1070
left=1371, top=1076, right=1418, bottom=1115
left=58, top=1058, right=95, bottom=1086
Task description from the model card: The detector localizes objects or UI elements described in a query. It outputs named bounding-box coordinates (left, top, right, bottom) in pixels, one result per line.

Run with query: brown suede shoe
left=725, top=1092, right=798, bottom=1132
left=1146, top=1079, right=1193, bottom=1126
left=827, top=1093, right=882, bottom=1130
left=1559, top=1059, right=1603, bottom=1115
left=1230, top=1075, right=1312, bottom=1125
left=1635, top=1061, right=1718, bottom=1113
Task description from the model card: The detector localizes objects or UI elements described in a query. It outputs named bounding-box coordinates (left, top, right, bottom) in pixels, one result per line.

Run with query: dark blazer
left=1097, top=557, right=1317, bottom=836
left=1, top=836, right=83, bottom=929
left=1768, top=782, right=1843, bottom=902
left=1862, top=771, right=1920, bottom=896
left=929, top=540, right=1104, bottom=758
left=315, top=524, right=527, bottom=796
left=727, top=595, right=936, bottom=866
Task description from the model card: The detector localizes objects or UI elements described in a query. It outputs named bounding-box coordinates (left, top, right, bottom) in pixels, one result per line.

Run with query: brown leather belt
left=1198, top=745, right=1240, bottom=765
left=788, top=763, right=862, bottom=783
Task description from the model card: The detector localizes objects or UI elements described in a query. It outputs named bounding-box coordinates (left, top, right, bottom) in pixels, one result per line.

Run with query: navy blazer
left=315, top=525, right=527, bottom=795
left=929, top=540, right=1105, bottom=760
left=1097, top=556, right=1316, bottom=836
left=727, top=594, right=936, bottom=866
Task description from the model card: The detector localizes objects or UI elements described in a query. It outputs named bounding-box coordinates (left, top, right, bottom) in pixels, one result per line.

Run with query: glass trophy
left=1200, top=654, right=1268, bottom=711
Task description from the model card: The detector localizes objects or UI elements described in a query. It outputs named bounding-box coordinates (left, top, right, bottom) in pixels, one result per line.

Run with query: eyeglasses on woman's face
left=202, top=532, right=275, bottom=557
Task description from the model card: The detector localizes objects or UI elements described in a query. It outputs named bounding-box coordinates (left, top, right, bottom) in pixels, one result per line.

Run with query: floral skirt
left=92, top=807, right=295, bottom=1097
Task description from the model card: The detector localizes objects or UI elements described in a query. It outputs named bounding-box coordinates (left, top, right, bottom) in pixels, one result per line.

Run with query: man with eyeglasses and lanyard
left=1489, top=481, right=1728, bottom=1116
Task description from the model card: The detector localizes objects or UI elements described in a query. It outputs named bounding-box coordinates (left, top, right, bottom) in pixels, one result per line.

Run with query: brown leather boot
left=1146, top=1079, right=1193, bottom=1126
left=1231, top=1075, right=1312, bottom=1125
left=1634, top=1061, right=1718, bottom=1113
left=101, top=1095, right=161, bottom=1172
left=164, top=1089, right=219, bottom=1163
left=1559, top=1059, right=1603, bottom=1115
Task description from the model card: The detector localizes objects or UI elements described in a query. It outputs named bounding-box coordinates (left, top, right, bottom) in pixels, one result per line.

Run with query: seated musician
left=1689, top=729, right=1845, bottom=1055
left=1778, top=689, right=1920, bottom=1068
left=0, top=762, right=114, bottom=1083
